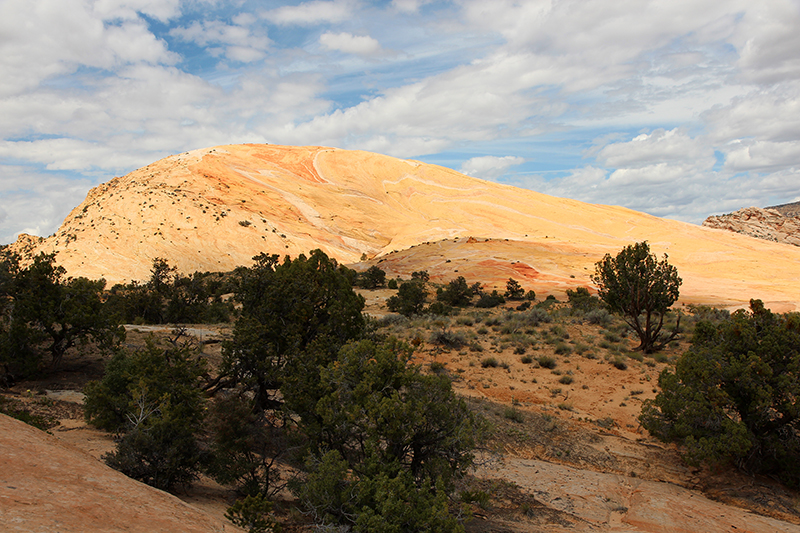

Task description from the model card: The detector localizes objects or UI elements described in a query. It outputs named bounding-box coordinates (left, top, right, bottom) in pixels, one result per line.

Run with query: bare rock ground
left=0, top=414, right=238, bottom=533
left=476, top=458, right=800, bottom=532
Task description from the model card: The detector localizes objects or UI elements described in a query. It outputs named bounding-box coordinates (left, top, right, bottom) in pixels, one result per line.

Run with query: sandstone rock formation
left=767, top=201, right=800, bottom=218
left=0, top=414, right=234, bottom=533
left=703, top=207, right=800, bottom=247
left=8, top=144, right=800, bottom=311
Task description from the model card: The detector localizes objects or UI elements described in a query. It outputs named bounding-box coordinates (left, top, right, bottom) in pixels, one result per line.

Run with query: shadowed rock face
left=703, top=206, right=800, bottom=247
left=9, top=144, right=800, bottom=311
left=0, top=414, right=230, bottom=533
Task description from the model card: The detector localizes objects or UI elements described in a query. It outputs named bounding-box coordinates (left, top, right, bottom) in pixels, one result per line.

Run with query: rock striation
left=8, top=144, right=800, bottom=311
left=702, top=207, right=800, bottom=247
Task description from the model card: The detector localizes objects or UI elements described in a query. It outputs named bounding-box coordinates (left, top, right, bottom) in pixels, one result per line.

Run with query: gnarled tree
left=591, top=241, right=681, bottom=353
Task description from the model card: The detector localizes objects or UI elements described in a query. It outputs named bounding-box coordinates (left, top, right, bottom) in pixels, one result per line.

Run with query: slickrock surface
left=703, top=206, right=800, bottom=247
left=0, top=414, right=235, bottom=533
left=478, top=458, right=800, bottom=533
left=9, top=144, right=800, bottom=311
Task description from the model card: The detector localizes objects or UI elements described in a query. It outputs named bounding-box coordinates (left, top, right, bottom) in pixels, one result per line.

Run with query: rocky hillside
left=9, top=144, right=800, bottom=311
left=767, top=201, right=800, bottom=217
left=702, top=206, right=800, bottom=247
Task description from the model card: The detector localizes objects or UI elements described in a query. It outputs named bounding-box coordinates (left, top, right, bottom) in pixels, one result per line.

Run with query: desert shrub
left=628, top=351, right=644, bottom=362
left=503, top=406, right=524, bottom=423
left=426, top=301, right=455, bottom=316
left=566, top=287, right=603, bottom=313
left=436, top=276, right=472, bottom=307
left=685, top=304, right=730, bottom=325
left=640, top=300, right=800, bottom=487
left=429, top=329, right=467, bottom=348
left=573, top=342, right=590, bottom=354
left=1, top=253, right=123, bottom=381
left=460, top=489, right=491, bottom=509
left=475, top=290, right=505, bottom=308
left=537, top=355, right=557, bottom=369
left=481, top=357, right=499, bottom=368
left=86, top=340, right=206, bottom=491
left=558, top=375, right=574, bottom=385
left=0, top=395, right=52, bottom=430
left=469, top=341, right=484, bottom=352
left=515, top=301, right=531, bottom=311
left=377, top=313, right=409, bottom=328
left=554, top=342, right=572, bottom=355
left=387, top=278, right=398, bottom=290
left=520, top=355, right=533, bottom=364
left=224, top=493, right=279, bottom=533
left=387, top=280, right=426, bottom=317
left=357, top=265, right=387, bottom=289
left=586, top=308, right=612, bottom=326
left=610, top=357, right=628, bottom=370
left=504, top=278, right=525, bottom=300
left=296, top=339, right=476, bottom=531
left=429, top=361, right=446, bottom=374
left=549, top=325, right=569, bottom=339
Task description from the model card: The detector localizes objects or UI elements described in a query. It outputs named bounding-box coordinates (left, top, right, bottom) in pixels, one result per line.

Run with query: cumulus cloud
left=0, top=1, right=179, bottom=97
left=723, top=140, right=800, bottom=172
left=0, top=165, right=94, bottom=243
left=460, top=156, right=525, bottom=180
left=170, top=20, right=271, bottom=62
left=320, top=32, right=383, bottom=56
left=594, top=129, right=715, bottom=169
left=261, top=0, right=355, bottom=25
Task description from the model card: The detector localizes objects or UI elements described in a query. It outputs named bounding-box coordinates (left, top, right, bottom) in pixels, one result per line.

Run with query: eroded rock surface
left=0, top=414, right=233, bottom=533
left=478, top=458, right=800, bottom=533
left=703, top=207, right=800, bottom=247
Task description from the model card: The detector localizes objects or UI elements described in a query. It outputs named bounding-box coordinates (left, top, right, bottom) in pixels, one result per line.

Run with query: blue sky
left=2, top=0, right=800, bottom=244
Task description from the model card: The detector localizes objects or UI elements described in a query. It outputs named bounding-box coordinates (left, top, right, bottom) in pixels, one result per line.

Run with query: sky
left=1, top=0, right=800, bottom=244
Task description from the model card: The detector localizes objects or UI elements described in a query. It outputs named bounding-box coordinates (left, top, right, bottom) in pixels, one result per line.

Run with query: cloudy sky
left=2, top=0, right=799, bottom=244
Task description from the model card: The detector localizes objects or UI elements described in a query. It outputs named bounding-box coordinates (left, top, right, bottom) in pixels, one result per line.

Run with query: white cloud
left=594, top=129, right=714, bottom=169
left=261, top=0, right=355, bottom=26
left=0, top=165, right=94, bottom=243
left=0, top=0, right=177, bottom=97
left=731, top=0, right=800, bottom=84
left=460, top=156, right=524, bottom=180
left=320, top=32, right=383, bottom=56
left=170, top=20, right=271, bottom=63
left=92, top=0, right=183, bottom=23
left=723, top=140, right=800, bottom=172
left=391, top=0, right=434, bottom=13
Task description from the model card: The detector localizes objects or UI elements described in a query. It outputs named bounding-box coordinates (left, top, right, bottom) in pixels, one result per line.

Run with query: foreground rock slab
left=478, top=457, right=799, bottom=533
left=0, top=414, right=233, bottom=533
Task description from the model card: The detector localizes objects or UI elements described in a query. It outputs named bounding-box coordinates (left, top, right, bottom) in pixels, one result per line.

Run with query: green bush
left=429, top=329, right=467, bottom=348
left=640, top=300, right=800, bottom=487
left=85, top=340, right=206, bottom=491
left=481, top=357, right=499, bottom=368
left=296, top=339, right=477, bottom=531
left=554, top=343, right=572, bottom=355
left=537, top=356, right=557, bottom=369
left=503, top=406, right=525, bottom=423
left=475, top=290, right=505, bottom=308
